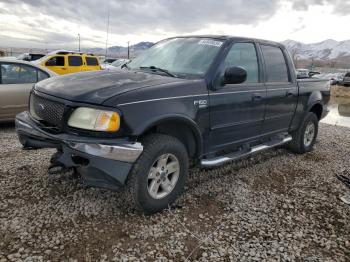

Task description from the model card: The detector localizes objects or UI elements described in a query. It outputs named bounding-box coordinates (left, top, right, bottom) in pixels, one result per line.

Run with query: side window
left=38, top=70, right=49, bottom=82
left=1, top=63, right=37, bottom=84
left=261, top=45, right=289, bottom=82
left=86, top=57, right=98, bottom=66
left=46, top=56, right=65, bottom=66
left=68, top=56, right=83, bottom=66
left=223, top=43, right=259, bottom=83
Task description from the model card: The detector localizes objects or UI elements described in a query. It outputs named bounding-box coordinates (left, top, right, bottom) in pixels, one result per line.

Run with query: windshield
left=34, top=55, right=50, bottom=64
left=111, top=59, right=127, bottom=67
left=128, top=37, right=224, bottom=77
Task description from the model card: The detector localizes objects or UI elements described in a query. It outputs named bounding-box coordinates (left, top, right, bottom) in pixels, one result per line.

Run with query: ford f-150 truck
left=15, top=36, right=330, bottom=214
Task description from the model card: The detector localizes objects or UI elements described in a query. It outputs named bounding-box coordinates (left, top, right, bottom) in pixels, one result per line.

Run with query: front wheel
left=124, top=134, right=189, bottom=214
left=289, top=112, right=319, bottom=154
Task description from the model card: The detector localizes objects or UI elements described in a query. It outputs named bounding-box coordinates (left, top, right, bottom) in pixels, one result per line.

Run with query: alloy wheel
left=147, top=153, right=180, bottom=199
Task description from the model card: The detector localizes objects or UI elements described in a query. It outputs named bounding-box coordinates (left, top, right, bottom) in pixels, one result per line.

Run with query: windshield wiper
left=140, top=66, right=178, bottom=77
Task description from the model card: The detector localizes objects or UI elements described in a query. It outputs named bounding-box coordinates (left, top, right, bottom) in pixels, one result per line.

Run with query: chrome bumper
left=15, top=111, right=143, bottom=163
left=68, top=142, right=143, bottom=163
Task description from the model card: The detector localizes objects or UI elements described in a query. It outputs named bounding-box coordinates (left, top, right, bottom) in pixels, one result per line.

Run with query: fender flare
left=134, top=114, right=203, bottom=157
left=306, top=91, right=323, bottom=111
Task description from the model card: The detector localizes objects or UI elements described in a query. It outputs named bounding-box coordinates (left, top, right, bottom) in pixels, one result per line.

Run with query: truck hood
left=35, top=70, right=185, bottom=104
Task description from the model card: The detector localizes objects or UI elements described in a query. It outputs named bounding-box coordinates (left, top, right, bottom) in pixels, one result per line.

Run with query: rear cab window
left=68, top=56, right=83, bottom=66
left=86, top=57, right=99, bottom=66
left=260, top=45, right=290, bottom=82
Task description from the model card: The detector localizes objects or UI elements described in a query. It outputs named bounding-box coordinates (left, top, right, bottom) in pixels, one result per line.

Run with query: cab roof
left=166, top=35, right=285, bottom=48
left=47, top=50, right=96, bottom=56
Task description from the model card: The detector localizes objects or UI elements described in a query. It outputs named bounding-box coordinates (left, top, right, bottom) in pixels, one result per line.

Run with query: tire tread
left=124, top=133, right=188, bottom=214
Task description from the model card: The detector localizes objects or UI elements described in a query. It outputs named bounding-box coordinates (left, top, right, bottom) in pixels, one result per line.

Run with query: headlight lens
left=68, top=107, right=120, bottom=132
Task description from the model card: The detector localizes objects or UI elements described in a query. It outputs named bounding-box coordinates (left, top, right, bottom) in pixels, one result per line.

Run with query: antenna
left=78, top=33, right=81, bottom=52
left=105, top=0, right=110, bottom=58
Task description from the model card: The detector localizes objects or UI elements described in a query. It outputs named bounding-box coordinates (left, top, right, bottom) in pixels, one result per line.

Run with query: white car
left=100, top=58, right=118, bottom=69
left=296, top=69, right=310, bottom=79
left=105, top=59, right=131, bottom=70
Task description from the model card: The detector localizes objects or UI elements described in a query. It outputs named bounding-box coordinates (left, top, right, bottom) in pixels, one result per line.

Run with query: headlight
left=68, top=107, right=120, bottom=132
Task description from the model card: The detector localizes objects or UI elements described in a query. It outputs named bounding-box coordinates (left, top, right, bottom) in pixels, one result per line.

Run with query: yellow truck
left=35, top=51, right=101, bottom=75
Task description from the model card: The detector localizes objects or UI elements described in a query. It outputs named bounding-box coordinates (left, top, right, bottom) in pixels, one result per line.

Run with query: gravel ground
left=0, top=123, right=349, bottom=261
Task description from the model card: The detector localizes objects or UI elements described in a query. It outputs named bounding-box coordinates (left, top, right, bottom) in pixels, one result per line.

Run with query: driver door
left=208, top=42, right=266, bottom=153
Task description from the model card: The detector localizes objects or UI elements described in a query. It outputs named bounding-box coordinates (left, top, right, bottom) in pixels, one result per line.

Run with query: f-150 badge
left=194, top=100, right=208, bottom=108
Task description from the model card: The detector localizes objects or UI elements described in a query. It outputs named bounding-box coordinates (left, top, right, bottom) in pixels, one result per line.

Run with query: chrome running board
left=201, top=135, right=292, bottom=167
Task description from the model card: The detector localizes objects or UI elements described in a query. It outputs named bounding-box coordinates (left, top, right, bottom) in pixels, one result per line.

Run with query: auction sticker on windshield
left=198, top=39, right=223, bottom=47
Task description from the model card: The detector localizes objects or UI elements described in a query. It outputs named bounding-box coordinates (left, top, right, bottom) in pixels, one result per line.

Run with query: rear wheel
left=124, top=134, right=189, bottom=214
left=289, top=112, right=319, bottom=154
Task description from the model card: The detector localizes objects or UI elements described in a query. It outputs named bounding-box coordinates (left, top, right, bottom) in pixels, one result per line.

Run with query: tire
left=288, top=112, right=319, bottom=154
left=124, top=134, right=189, bottom=214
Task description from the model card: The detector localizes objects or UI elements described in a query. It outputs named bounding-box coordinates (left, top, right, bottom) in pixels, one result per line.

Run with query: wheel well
left=141, top=120, right=200, bottom=158
left=309, top=103, right=323, bottom=120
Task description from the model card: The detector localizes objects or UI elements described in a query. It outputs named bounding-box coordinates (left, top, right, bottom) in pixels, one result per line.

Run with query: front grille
left=30, top=93, right=65, bottom=128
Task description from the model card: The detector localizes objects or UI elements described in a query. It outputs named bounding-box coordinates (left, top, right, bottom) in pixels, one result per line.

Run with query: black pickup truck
left=15, top=36, right=330, bottom=214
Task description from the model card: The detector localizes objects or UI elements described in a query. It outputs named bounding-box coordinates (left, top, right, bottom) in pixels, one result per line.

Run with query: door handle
left=286, top=91, right=294, bottom=97
left=252, top=93, right=262, bottom=101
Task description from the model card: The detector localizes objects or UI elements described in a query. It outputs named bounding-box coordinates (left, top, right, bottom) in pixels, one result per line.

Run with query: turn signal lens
left=95, top=111, right=120, bottom=131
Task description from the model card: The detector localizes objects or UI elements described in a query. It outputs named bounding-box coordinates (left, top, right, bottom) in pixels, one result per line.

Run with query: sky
left=0, top=0, right=349, bottom=49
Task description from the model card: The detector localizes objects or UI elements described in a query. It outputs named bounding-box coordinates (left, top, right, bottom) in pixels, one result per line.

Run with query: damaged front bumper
left=15, top=111, right=143, bottom=190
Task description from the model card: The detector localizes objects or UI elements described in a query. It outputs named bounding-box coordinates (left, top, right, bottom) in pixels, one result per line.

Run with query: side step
left=201, top=135, right=292, bottom=167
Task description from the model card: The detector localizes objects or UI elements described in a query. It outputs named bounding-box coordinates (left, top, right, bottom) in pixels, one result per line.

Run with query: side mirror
left=223, top=66, right=247, bottom=85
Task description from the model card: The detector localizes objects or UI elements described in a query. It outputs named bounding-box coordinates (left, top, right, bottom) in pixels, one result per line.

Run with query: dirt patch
left=1, top=124, right=350, bottom=261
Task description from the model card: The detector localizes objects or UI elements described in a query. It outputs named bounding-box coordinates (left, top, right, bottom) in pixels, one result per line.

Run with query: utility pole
left=78, top=34, right=81, bottom=52
left=105, top=0, right=110, bottom=58
left=127, top=41, right=130, bottom=59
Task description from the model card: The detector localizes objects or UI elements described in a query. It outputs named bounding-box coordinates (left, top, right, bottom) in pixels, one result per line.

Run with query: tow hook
left=48, top=150, right=73, bottom=175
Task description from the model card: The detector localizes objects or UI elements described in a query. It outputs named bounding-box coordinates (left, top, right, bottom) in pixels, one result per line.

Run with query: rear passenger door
left=259, top=44, right=298, bottom=134
left=67, top=55, right=84, bottom=74
left=0, top=63, right=49, bottom=120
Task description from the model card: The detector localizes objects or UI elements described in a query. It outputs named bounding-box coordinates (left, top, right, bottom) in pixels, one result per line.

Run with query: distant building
left=0, top=50, right=5, bottom=57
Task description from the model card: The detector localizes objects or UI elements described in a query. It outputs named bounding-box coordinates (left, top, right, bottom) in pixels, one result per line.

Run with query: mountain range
left=281, top=39, right=350, bottom=61
left=3, top=38, right=349, bottom=67
left=92, top=39, right=350, bottom=63
left=83, top=42, right=154, bottom=57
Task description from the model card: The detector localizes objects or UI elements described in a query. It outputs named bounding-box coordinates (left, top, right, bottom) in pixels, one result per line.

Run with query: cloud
left=0, top=0, right=349, bottom=48
left=1, top=0, right=281, bottom=35
left=290, top=0, right=350, bottom=15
